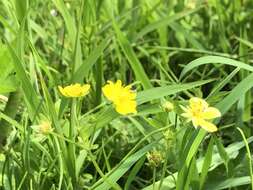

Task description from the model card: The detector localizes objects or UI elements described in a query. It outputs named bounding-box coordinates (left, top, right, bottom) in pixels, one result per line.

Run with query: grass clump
left=0, top=0, right=253, bottom=190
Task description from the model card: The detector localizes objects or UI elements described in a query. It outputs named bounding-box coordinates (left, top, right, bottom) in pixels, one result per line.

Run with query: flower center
left=191, top=107, right=205, bottom=118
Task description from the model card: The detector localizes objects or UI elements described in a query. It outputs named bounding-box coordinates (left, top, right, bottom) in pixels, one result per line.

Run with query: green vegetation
left=0, top=0, right=253, bottom=189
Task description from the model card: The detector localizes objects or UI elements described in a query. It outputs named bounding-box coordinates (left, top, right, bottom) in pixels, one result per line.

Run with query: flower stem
left=152, top=167, right=156, bottom=190
left=69, top=99, right=77, bottom=185
left=158, top=145, right=169, bottom=190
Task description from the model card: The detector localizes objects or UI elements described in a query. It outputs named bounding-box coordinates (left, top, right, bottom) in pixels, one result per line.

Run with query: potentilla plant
left=1, top=1, right=253, bottom=189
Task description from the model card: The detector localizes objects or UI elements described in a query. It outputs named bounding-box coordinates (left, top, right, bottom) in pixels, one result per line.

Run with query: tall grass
left=0, top=0, right=253, bottom=189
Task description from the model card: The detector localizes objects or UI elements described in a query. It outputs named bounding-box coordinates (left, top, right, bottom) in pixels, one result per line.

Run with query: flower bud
left=162, top=101, right=174, bottom=112
left=147, top=150, right=163, bottom=168
left=32, top=121, right=53, bottom=135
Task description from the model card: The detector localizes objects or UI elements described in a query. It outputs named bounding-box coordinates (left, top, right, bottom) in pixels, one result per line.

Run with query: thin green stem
left=81, top=102, right=106, bottom=119
left=158, top=145, right=169, bottom=190
left=237, top=127, right=253, bottom=190
left=91, top=126, right=171, bottom=189
left=153, top=167, right=157, bottom=190
left=69, top=99, right=77, bottom=185
left=89, top=151, right=122, bottom=190
left=50, top=132, right=87, bottom=150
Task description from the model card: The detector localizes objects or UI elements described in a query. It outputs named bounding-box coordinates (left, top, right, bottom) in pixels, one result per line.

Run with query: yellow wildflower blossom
left=58, top=83, right=90, bottom=98
left=115, top=99, right=137, bottom=115
left=102, top=80, right=137, bottom=115
left=181, top=97, right=221, bottom=132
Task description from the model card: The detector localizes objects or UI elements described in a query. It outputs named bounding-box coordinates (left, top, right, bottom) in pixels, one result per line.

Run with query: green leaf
left=72, top=38, right=110, bottom=83
left=216, top=73, right=253, bottom=115
left=137, top=79, right=214, bottom=104
left=52, top=0, right=76, bottom=44
left=6, top=22, right=41, bottom=119
left=206, top=176, right=251, bottom=190
left=0, top=76, right=18, bottom=94
left=199, top=137, right=214, bottom=190
left=169, top=22, right=205, bottom=50
left=113, top=23, right=152, bottom=89
left=176, top=129, right=206, bottom=190
left=236, top=128, right=253, bottom=189
left=14, top=0, right=27, bottom=23
left=143, top=137, right=253, bottom=190
left=124, top=156, right=146, bottom=190
left=0, top=46, right=18, bottom=93
left=133, top=7, right=203, bottom=41
left=92, top=143, right=156, bottom=190
left=180, top=56, right=253, bottom=79
left=214, top=136, right=229, bottom=173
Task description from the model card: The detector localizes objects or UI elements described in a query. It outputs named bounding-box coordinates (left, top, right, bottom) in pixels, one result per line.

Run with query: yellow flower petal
left=201, top=107, right=221, bottom=119
left=181, top=112, right=191, bottom=118
left=181, top=97, right=221, bottom=133
left=58, top=86, right=69, bottom=97
left=189, top=97, right=208, bottom=110
left=198, top=119, right=218, bottom=132
left=180, top=105, right=189, bottom=112
left=58, top=83, right=90, bottom=98
left=115, top=100, right=137, bottom=115
left=115, top=80, right=122, bottom=87
left=192, top=117, right=200, bottom=128
left=102, top=80, right=122, bottom=102
left=80, top=84, right=91, bottom=96
left=102, top=80, right=137, bottom=115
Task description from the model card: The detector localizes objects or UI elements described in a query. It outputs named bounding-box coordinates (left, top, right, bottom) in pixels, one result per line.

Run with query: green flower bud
left=162, top=101, right=174, bottom=112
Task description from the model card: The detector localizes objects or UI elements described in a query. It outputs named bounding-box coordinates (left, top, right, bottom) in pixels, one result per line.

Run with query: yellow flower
left=181, top=97, right=221, bottom=132
left=115, top=99, right=137, bottom=115
left=102, top=80, right=137, bottom=115
left=58, top=83, right=90, bottom=98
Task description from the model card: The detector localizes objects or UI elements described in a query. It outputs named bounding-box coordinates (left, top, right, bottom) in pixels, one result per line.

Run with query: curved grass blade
left=180, top=56, right=253, bottom=79
left=216, top=73, right=253, bottom=115
left=236, top=127, right=253, bottom=190
left=206, top=176, right=251, bottom=190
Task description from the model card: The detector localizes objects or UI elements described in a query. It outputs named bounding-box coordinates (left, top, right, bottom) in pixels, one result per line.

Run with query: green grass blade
left=137, top=79, right=214, bottom=104
left=180, top=56, right=253, bottom=79
left=143, top=137, right=253, bottom=190
left=206, top=176, right=251, bottom=190
left=72, top=38, right=110, bottom=83
left=52, top=0, right=76, bottom=44
left=133, top=7, right=203, bottom=41
left=113, top=23, right=152, bottom=89
left=124, top=156, right=146, bottom=190
left=93, top=143, right=156, bottom=190
left=6, top=33, right=40, bottom=120
left=214, top=136, right=229, bottom=173
left=199, top=137, right=214, bottom=190
left=169, top=22, right=205, bottom=49
left=216, top=73, right=253, bottom=115
left=236, top=128, right=253, bottom=190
